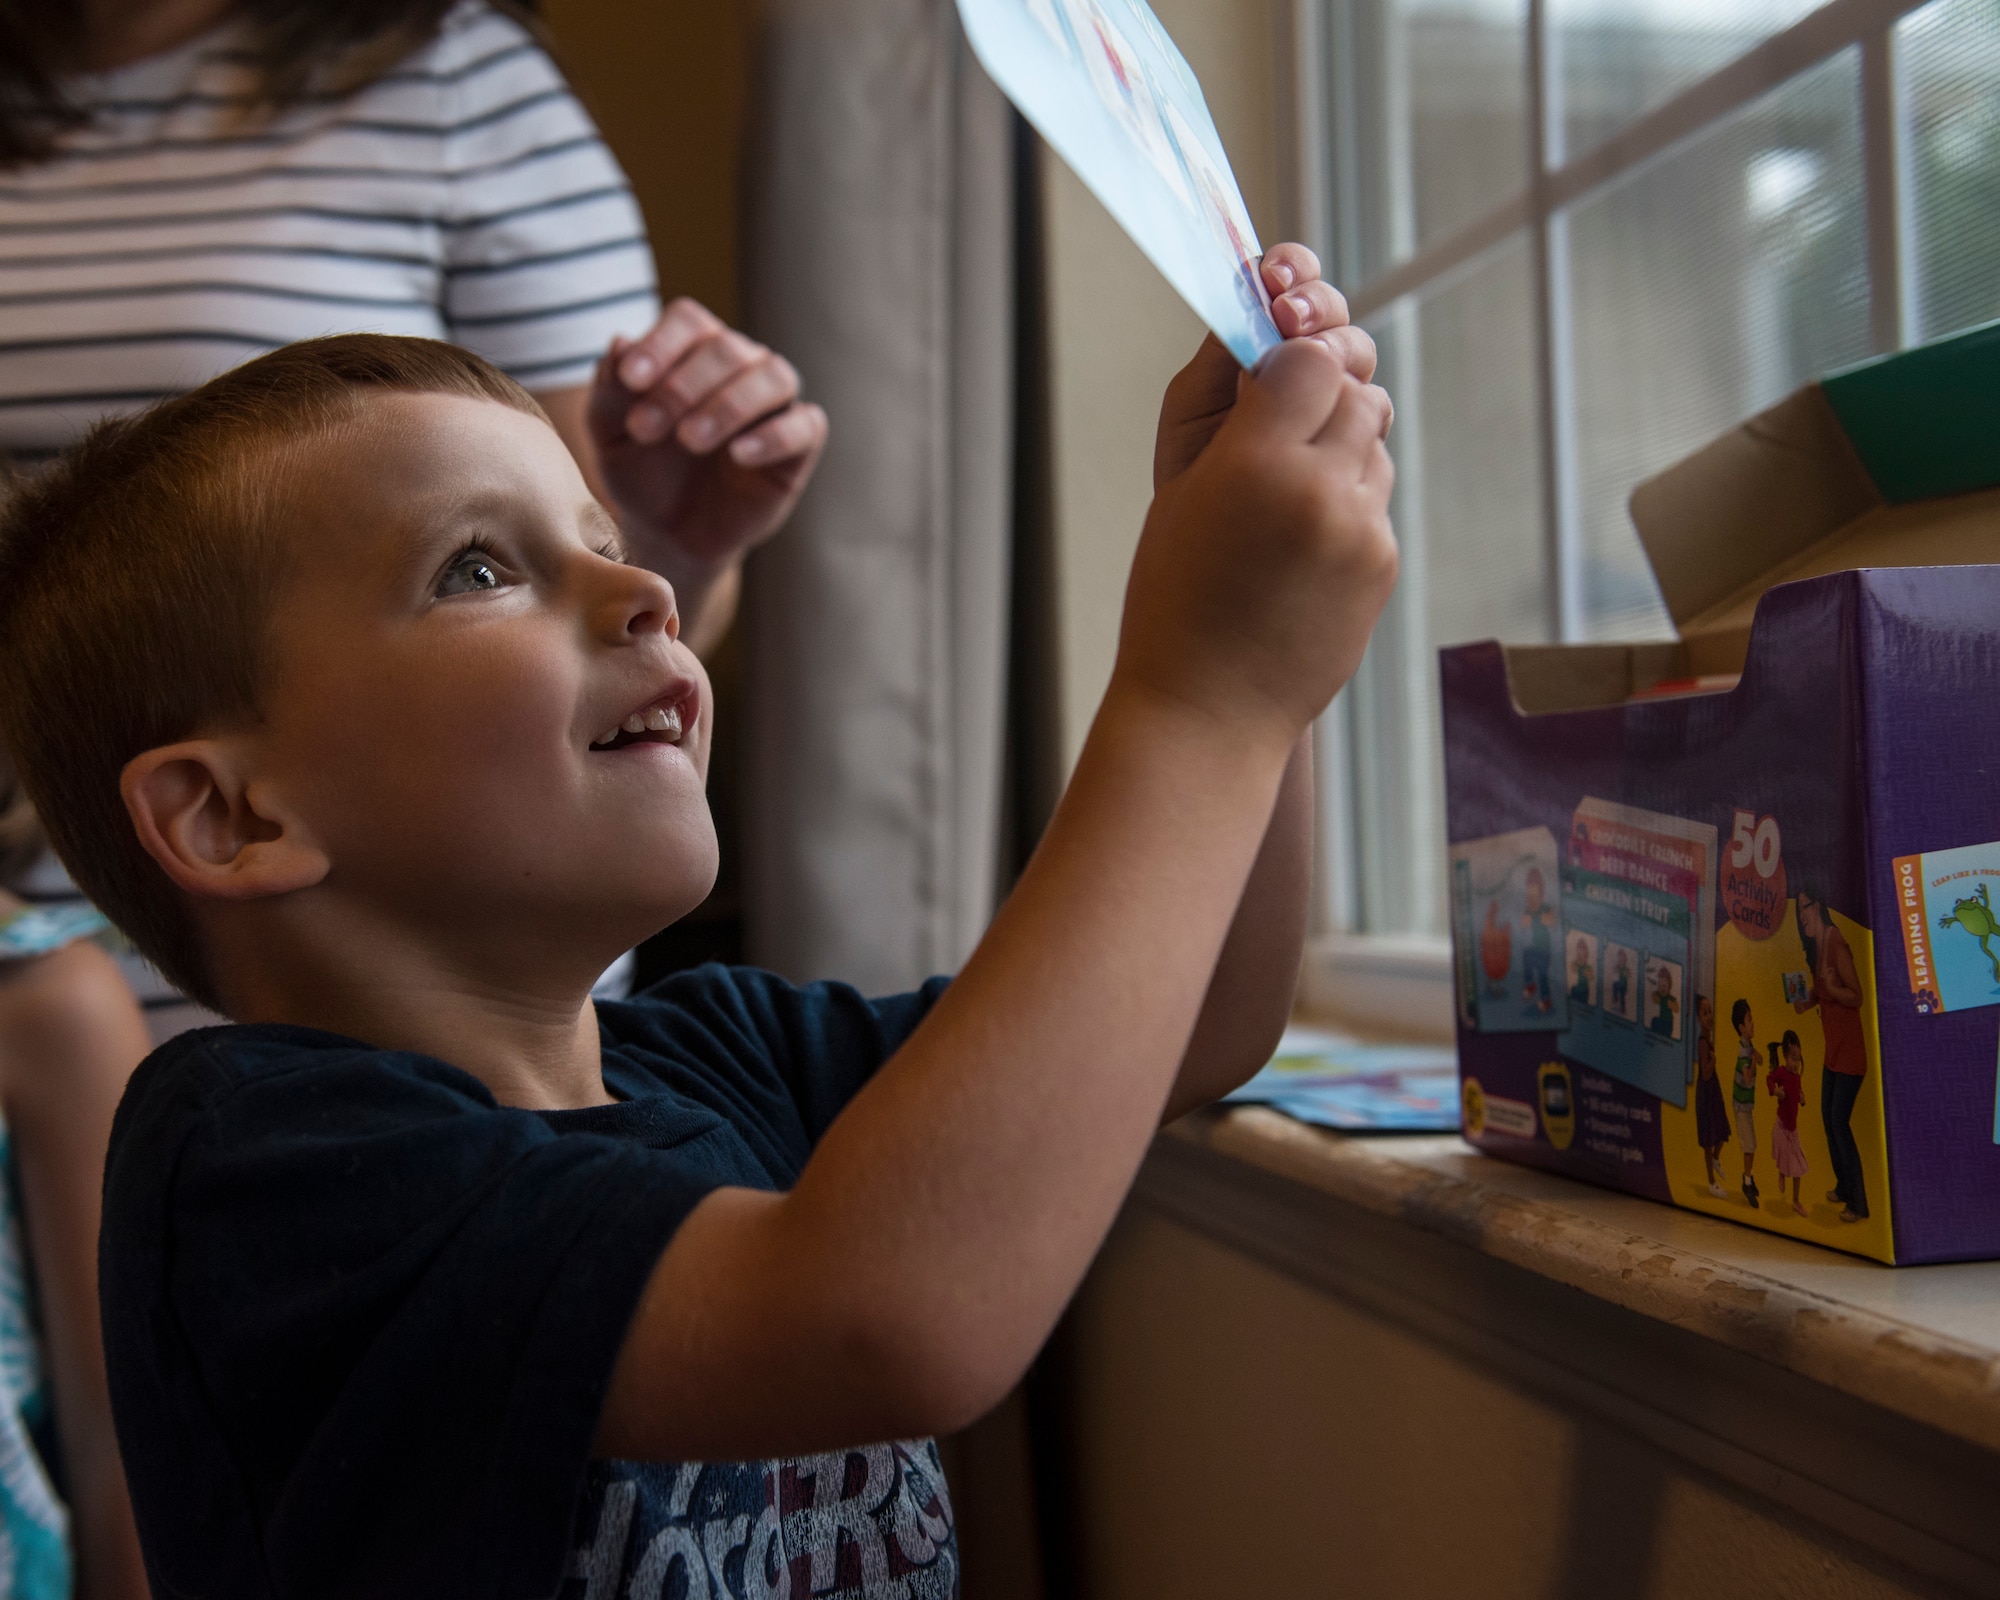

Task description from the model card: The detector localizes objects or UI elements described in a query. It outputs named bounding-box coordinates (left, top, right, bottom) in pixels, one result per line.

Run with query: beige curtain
left=740, top=0, right=1016, bottom=992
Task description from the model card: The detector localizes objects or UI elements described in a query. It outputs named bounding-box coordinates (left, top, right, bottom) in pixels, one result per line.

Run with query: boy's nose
left=594, top=560, right=680, bottom=644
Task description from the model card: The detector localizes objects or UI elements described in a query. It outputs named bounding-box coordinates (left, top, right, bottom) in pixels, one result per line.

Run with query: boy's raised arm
left=598, top=306, right=1397, bottom=1467
left=1157, top=729, right=1313, bottom=1123
left=1149, top=247, right=1376, bottom=1121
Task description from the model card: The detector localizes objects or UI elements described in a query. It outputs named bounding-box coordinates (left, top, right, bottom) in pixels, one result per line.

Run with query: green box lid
left=1821, top=318, right=2000, bottom=504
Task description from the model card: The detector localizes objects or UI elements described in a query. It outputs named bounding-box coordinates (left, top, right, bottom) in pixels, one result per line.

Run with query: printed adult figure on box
left=1521, top=868, right=1557, bottom=1015
left=1693, top=995, right=1729, bottom=1195
left=1566, top=931, right=1597, bottom=1008
left=1796, top=889, right=1870, bottom=1222
left=1646, top=958, right=1681, bottom=1039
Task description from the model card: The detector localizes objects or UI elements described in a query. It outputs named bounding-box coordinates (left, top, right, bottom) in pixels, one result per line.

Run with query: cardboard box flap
left=1500, top=641, right=1690, bottom=714
left=1676, top=482, right=2000, bottom=647
left=1628, top=385, right=1879, bottom=631
left=1629, top=318, right=2000, bottom=636
left=1822, top=316, right=2000, bottom=503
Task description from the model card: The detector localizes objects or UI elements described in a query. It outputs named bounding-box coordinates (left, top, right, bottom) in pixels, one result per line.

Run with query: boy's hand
left=1155, top=243, right=1377, bottom=491
left=585, top=299, right=829, bottom=575
left=1120, top=334, right=1397, bottom=742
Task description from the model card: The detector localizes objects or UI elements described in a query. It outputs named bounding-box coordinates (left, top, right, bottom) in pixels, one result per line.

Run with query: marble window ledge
left=1154, top=1107, right=2000, bottom=1456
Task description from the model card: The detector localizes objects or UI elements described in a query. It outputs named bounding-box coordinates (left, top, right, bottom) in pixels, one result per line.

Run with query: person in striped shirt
left=0, top=5, right=826, bottom=1596
left=0, top=0, right=820, bottom=655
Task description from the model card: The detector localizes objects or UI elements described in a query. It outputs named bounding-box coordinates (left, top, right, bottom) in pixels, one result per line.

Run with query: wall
left=539, top=0, right=752, bottom=321
left=1042, top=0, right=1281, bottom=768
left=1057, top=1205, right=1947, bottom=1599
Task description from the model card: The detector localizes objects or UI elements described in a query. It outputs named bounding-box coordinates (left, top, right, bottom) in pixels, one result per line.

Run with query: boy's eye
left=436, top=549, right=503, bottom=598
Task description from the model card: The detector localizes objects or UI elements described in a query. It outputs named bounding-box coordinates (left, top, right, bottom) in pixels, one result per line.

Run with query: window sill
left=1296, top=931, right=1453, bottom=1041
left=1136, top=1106, right=2000, bottom=1591
left=1157, top=1107, right=2000, bottom=1444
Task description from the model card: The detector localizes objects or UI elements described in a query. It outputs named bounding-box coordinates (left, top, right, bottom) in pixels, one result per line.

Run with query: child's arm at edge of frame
left=596, top=276, right=1398, bottom=1470
left=0, top=939, right=152, bottom=1600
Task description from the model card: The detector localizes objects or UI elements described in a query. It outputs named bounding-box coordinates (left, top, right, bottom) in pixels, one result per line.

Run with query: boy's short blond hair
left=0, top=336, right=546, bottom=1011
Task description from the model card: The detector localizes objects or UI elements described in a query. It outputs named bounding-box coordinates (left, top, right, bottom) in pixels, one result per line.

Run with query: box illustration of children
left=1566, top=929, right=1597, bottom=1008
left=1645, top=957, right=1681, bottom=1040
left=1766, top=1030, right=1811, bottom=1216
left=1731, top=997, right=1761, bottom=1206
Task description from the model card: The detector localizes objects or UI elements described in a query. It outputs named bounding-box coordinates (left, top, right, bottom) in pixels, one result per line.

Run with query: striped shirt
left=0, top=0, right=661, bottom=464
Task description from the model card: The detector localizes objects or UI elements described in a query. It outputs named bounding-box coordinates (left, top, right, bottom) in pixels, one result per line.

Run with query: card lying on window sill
left=1221, top=1025, right=1461, bottom=1133
left=955, top=0, right=1282, bottom=368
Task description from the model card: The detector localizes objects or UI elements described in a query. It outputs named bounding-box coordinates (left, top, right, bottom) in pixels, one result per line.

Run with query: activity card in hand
left=954, top=0, right=1282, bottom=367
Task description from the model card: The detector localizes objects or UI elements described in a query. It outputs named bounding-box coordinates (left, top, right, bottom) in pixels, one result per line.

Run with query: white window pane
left=1564, top=48, right=1870, bottom=641
left=1550, top=0, right=1826, bottom=164
left=1899, top=0, right=2000, bottom=342
left=1352, top=235, right=1545, bottom=936
left=1326, top=0, right=1529, bottom=281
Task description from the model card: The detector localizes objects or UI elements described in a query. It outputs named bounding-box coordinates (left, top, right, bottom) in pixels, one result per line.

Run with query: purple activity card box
left=1441, top=321, right=2000, bottom=1264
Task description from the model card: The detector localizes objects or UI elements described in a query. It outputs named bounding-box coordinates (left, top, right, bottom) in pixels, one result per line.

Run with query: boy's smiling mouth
left=590, top=688, right=697, bottom=751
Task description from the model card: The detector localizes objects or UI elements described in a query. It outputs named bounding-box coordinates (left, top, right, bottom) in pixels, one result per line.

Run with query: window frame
left=1284, top=0, right=1937, bottom=1037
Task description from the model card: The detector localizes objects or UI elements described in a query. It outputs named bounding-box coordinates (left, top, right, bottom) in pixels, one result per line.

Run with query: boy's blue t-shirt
left=99, top=964, right=959, bottom=1600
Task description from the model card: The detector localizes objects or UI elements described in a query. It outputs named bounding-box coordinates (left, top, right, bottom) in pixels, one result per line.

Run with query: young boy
left=0, top=248, right=1393, bottom=1600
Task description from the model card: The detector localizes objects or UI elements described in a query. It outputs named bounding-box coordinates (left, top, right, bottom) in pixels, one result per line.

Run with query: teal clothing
left=1733, top=1041, right=1758, bottom=1105
left=0, top=1117, right=70, bottom=1600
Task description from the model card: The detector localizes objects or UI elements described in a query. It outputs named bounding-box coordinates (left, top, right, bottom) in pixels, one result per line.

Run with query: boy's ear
left=121, top=740, right=329, bottom=901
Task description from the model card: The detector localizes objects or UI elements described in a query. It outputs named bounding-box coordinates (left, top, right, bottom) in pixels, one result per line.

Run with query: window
left=1308, top=0, right=2000, bottom=977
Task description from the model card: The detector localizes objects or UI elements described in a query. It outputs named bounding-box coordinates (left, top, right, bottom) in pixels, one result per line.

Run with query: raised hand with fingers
left=1124, top=256, right=1399, bottom=741
left=585, top=297, right=829, bottom=581
left=1154, top=242, right=1382, bottom=491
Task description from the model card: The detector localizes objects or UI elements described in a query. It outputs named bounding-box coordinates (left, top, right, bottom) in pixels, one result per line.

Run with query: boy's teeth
left=593, top=705, right=685, bottom=746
